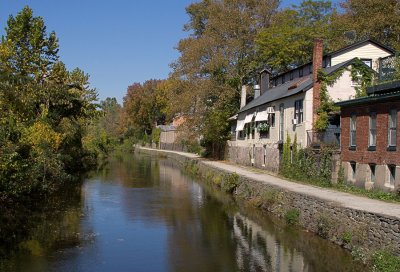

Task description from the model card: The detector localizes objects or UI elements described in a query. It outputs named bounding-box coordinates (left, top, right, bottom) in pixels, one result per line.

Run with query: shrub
left=341, top=231, right=352, bottom=244
left=284, top=208, right=300, bottom=225
left=221, top=173, right=240, bottom=193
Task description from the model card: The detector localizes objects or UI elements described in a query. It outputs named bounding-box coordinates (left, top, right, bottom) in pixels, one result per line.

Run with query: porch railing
left=379, top=55, right=399, bottom=83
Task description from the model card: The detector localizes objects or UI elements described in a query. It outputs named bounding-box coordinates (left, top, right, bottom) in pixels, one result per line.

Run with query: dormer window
left=361, top=58, right=372, bottom=68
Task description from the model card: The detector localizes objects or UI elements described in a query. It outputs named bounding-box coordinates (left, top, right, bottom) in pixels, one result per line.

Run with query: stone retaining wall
left=136, top=147, right=400, bottom=256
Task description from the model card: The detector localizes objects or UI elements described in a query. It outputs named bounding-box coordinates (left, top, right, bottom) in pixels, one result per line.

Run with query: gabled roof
left=271, top=39, right=395, bottom=81
left=239, top=58, right=365, bottom=113
left=329, top=38, right=395, bottom=57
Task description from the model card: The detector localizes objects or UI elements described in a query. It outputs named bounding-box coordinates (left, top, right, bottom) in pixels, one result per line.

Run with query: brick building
left=337, top=81, right=400, bottom=192
left=228, top=39, right=394, bottom=171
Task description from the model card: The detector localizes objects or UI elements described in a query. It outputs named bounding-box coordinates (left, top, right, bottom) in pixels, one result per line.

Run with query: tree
left=170, top=0, right=279, bottom=157
left=331, top=0, right=400, bottom=51
left=0, top=6, right=59, bottom=80
left=256, top=0, right=334, bottom=73
left=0, top=6, right=98, bottom=200
left=122, top=80, right=166, bottom=139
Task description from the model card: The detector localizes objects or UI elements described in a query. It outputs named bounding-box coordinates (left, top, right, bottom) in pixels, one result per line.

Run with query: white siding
left=233, top=91, right=310, bottom=148
left=331, top=42, right=392, bottom=71
left=327, top=70, right=357, bottom=102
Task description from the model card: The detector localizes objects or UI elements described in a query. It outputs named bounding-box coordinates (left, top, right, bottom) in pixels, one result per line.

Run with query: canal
left=0, top=153, right=365, bottom=271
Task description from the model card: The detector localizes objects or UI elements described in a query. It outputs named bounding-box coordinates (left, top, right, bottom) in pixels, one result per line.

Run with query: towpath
left=138, top=147, right=400, bottom=220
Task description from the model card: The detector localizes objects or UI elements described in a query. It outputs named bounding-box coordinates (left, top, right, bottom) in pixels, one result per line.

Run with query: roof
left=329, top=38, right=395, bottom=57
left=157, top=125, right=176, bottom=132
left=337, top=80, right=400, bottom=107
left=336, top=90, right=400, bottom=107
left=239, top=58, right=362, bottom=113
left=367, top=80, right=400, bottom=95
left=271, top=39, right=395, bottom=81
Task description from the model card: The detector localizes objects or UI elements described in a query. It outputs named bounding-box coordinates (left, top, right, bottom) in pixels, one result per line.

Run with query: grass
left=371, top=251, right=400, bottom=272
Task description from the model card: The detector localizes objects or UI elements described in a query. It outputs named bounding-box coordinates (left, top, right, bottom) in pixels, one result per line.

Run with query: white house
left=227, top=39, right=394, bottom=171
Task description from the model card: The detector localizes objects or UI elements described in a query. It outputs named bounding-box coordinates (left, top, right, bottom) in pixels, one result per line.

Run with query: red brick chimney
left=312, top=38, right=323, bottom=127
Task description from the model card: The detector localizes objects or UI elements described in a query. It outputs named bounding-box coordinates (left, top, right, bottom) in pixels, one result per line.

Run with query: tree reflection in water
left=0, top=153, right=366, bottom=272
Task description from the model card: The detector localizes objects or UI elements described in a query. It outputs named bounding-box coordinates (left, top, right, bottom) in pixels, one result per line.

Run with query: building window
left=350, top=114, right=357, bottom=147
left=369, top=163, right=376, bottom=183
left=290, top=71, right=294, bottom=80
left=388, top=109, right=397, bottom=148
left=281, top=76, right=285, bottom=84
left=299, top=68, right=303, bottom=77
left=279, top=104, right=284, bottom=141
left=361, top=58, right=372, bottom=68
left=350, top=161, right=356, bottom=180
left=268, top=112, right=275, bottom=127
left=294, top=99, right=303, bottom=124
left=309, top=65, right=312, bottom=74
left=369, top=112, right=377, bottom=148
left=263, top=145, right=267, bottom=166
left=388, top=164, right=396, bottom=186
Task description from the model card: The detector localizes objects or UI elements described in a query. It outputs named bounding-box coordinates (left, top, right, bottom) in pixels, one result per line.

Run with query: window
left=369, top=163, right=376, bottom=183
left=299, top=68, right=303, bottom=77
left=388, top=164, right=396, bottom=186
left=309, top=65, right=312, bottom=74
left=361, top=58, right=372, bottom=68
left=369, top=112, right=377, bottom=148
left=268, top=112, right=275, bottom=127
left=281, top=76, right=285, bottom=84
left=279, top=104, right=284, bottom=141
left=350, top=114, right=357, bottom=147
left=290, top=71, right=294, bottom=80
left=388, top=109, right=397, bottom=147
left=350, top=161, right=356, bottom=180
left=263, top=145, right=267, bottom=166
left=294, top=99, right=303, bottom=124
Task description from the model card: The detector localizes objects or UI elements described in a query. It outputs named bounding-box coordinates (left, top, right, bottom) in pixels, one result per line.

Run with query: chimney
left=312, top=38, right=323, bottom=127
left=254, top=84, right=260, bottom=99
left=240, top=85, right=247, bottom=109
left=260, top=68, right=271, bottom=95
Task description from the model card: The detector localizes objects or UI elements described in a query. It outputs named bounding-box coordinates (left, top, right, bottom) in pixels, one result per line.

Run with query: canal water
left=0, top=153, right=365, bottom=272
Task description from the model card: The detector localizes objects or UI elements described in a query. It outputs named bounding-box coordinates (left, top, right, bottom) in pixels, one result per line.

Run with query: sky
left=0, top=0, right=337, bottom=103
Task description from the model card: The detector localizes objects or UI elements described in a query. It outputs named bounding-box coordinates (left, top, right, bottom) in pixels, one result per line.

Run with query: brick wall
left=341, top=101, right=400, bottom=165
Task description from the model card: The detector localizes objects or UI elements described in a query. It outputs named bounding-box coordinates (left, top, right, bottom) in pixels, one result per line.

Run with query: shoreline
left=136, top=146, right=400, bottom=256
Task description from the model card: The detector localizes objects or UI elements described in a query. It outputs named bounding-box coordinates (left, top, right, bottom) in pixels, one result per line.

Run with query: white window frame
left=350, top=114, right=357, bottom=147
left=294, top=99, right=303, bottom=124
left=369, top=112, right=377, bottom=147
left=388, top=109, right=397, bottom=147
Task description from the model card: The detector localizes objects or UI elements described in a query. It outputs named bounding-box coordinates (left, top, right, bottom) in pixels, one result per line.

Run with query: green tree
left=0, top=6, right=59, bottom=80
left=0, top=7, right=98, bottom=200
left=170, top=0, right=279, bottom=157
left=256, top=0, right=334, bottom=73
left=332, top=0, right=400, bottom=51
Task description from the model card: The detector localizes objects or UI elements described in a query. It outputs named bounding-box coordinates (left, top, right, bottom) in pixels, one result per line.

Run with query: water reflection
left=0, top=153, right=365, bottom=272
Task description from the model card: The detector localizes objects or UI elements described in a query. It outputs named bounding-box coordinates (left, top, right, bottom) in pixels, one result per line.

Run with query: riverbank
left=136, top=147, right=400, bottom=260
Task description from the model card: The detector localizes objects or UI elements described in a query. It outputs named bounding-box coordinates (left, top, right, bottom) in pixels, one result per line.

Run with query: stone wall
left=226, top=143, right=280, bottom=172
left=136, top=147, right=400, bottom=256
